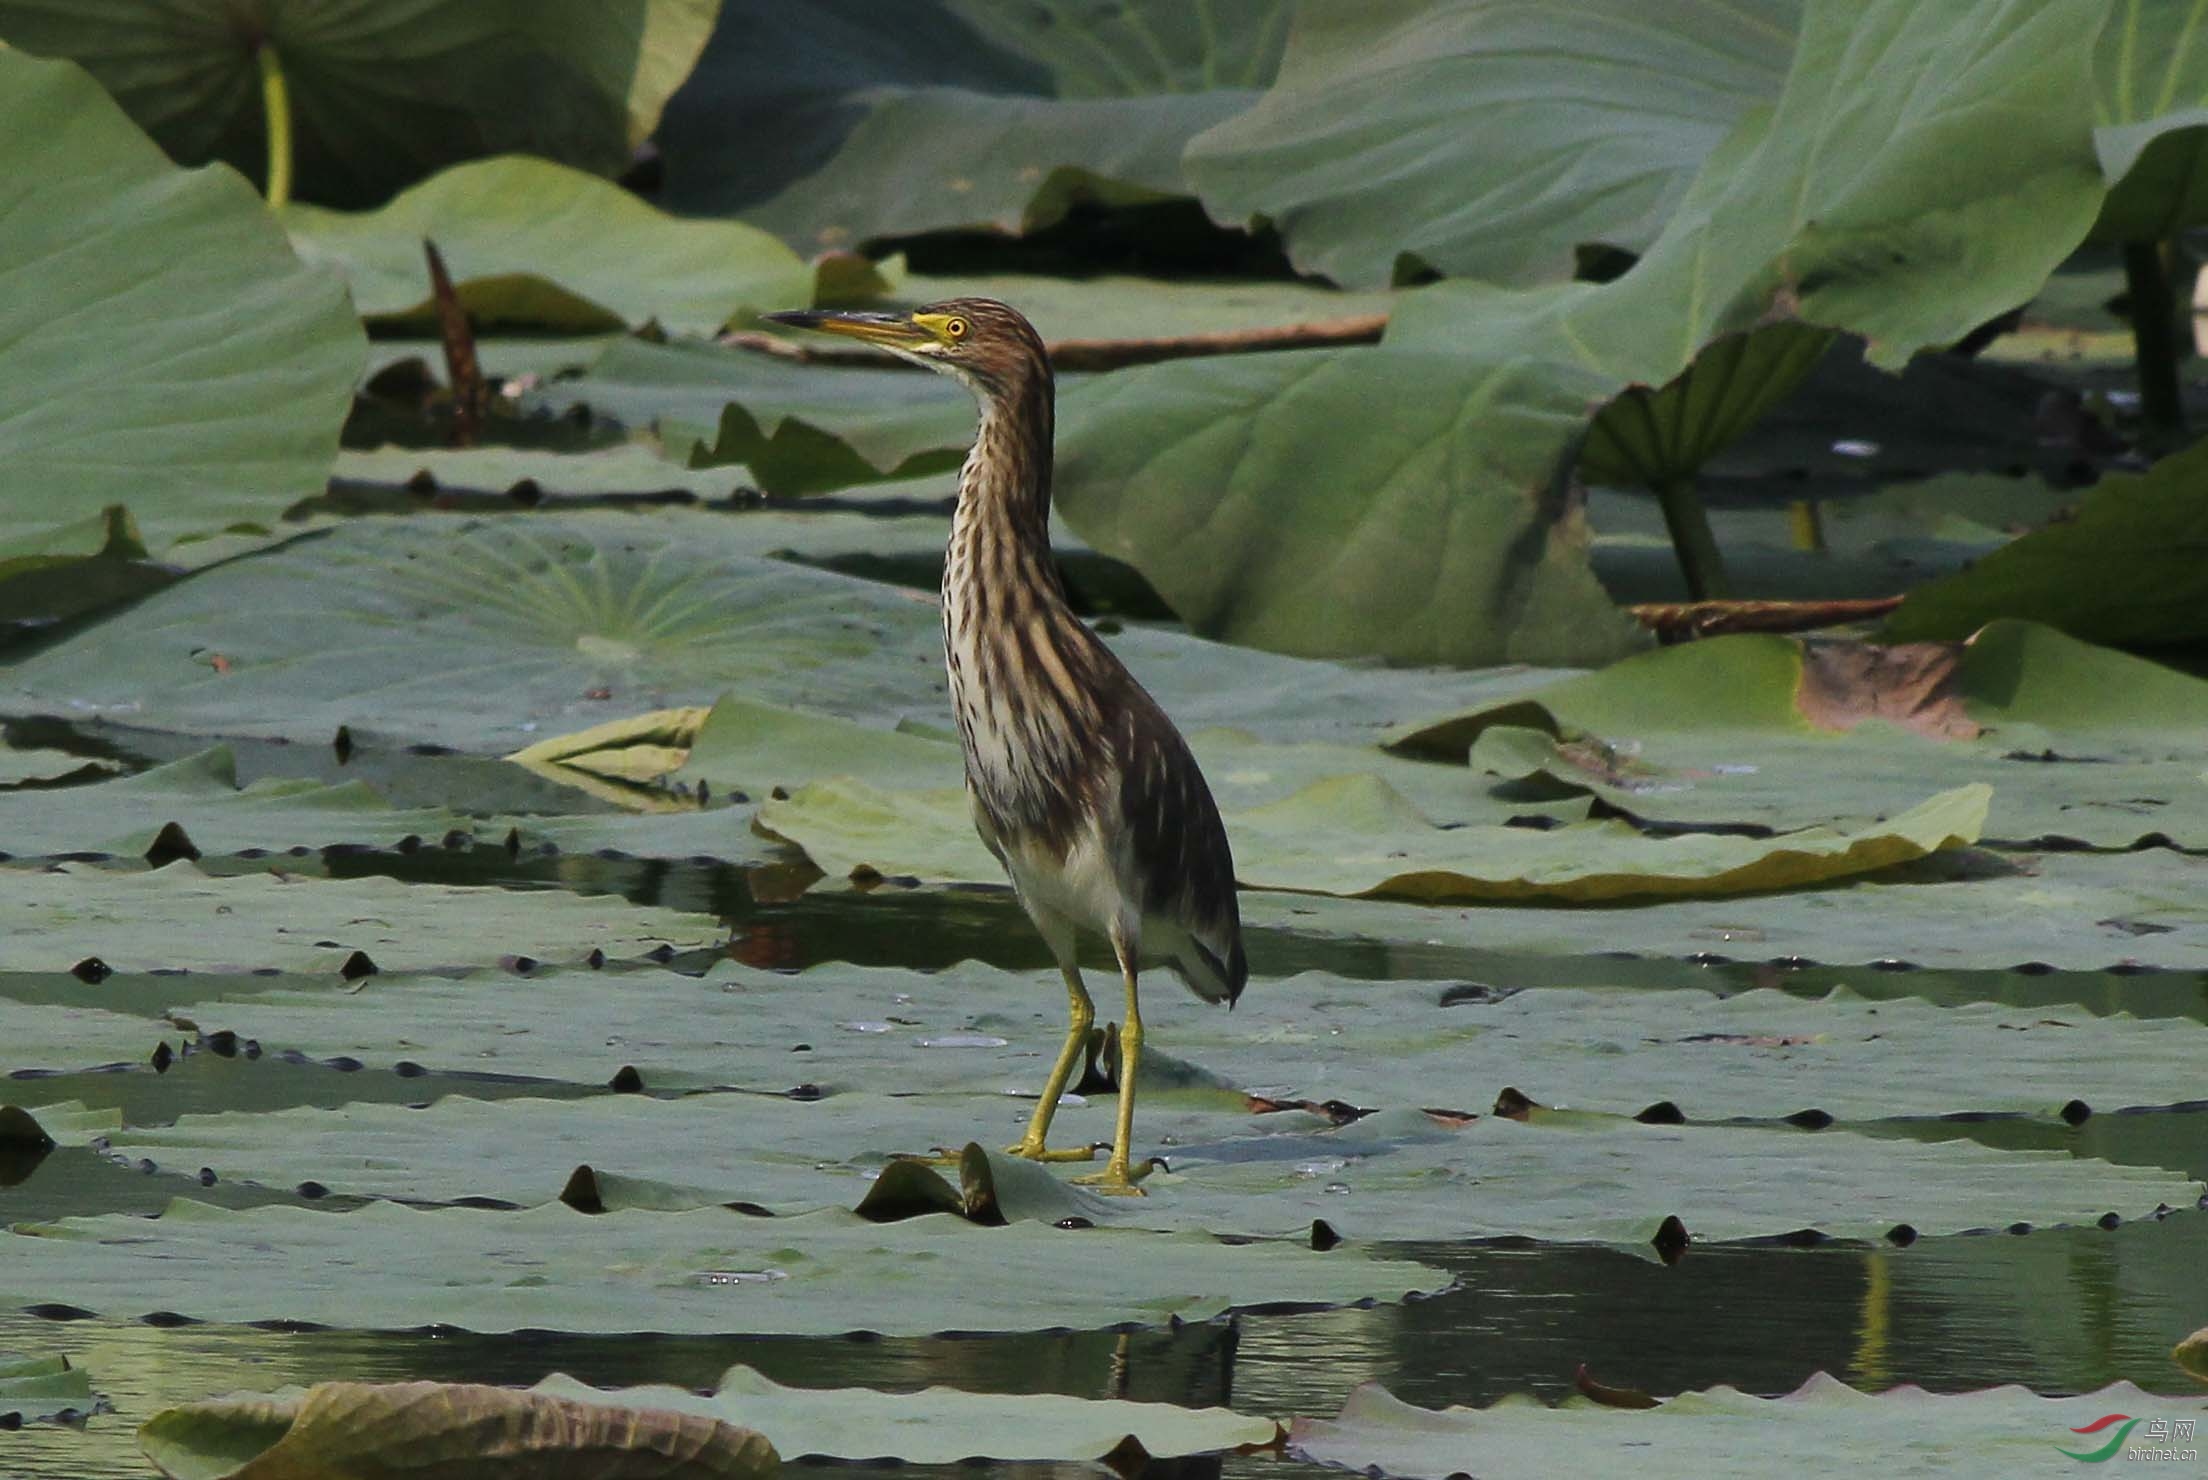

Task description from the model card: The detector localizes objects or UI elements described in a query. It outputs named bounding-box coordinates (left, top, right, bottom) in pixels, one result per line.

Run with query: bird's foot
left=1071, top=1158, right=1148, bottom=1197
left=1003, top=1139, right=1098, bottom=1163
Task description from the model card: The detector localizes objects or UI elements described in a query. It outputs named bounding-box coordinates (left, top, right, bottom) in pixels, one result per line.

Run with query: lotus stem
left=2122, top=240, right=2185, bottom=439
left=257, top=41, right=293, bottom=208
left=1654, top=476, right=1732, bottom=601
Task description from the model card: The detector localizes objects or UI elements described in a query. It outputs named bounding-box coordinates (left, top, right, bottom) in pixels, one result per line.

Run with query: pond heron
left=763, top=299, right=1246, bottom=1194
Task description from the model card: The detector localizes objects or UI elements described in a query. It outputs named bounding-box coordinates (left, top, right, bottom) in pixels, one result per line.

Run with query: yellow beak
left=761, top=309, right=936, bottom=351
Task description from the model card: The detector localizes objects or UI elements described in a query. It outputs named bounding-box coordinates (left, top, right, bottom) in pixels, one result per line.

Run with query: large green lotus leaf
left=138, top=1378, right=774, bottom=1480
left=1885, top=440, right=2208, bottom=649
left=0, top=509, right=1565, bottom=754
left=0, top=862, right=716, bottom=975
left=1068, top=0, right=2107, bottom=666
left=0, top=1198, right=1447, bottom=1335
left=533, top=1365, right=1278, bottom=1463
left=0, top=514, right=946, bottom=753
left=285, top=157, right=811, bottom=334
left=1053, top=346, right=1649, bottom=667
left=1288, top=1375, right=2208, bottom=1480
left=1241, top=844, right=2208, bottom=973
left=656, top=0, right=1284, bottom=247
left=1390, top=621, right=2208, bottom=846
left=0, top=51, right=361, bottom=557
left=2090, top=1, right=2208, bottom=241
left=1151, top=979, right=2208, bottom=1123
left=0, top=1351, right=101, bottom=1426
left=761, top=776, right=1988, bottom=903
left=1183, top=0, right=1802, bottom=288
left=0, top=0, right=718, bottom=209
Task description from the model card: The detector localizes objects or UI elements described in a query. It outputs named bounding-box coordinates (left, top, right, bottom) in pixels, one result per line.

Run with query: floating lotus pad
left=0, top=1351, right=103, bottom=1426
left=80, top=1091, right=2201, bottom=1244
left=1288, top=1374, right=2208, bottom=1479
left=1392, top=622, right=2208, bottom=849
left=0, top=863, right=718, bottom=975
left=0, top=1198, right=1449, bottom=1336
left=762, top=777, right=1989, bottom=903
left=1242, top=842, right=2208, bottom=973
left=140, top=1364, right=1273, bottom=1475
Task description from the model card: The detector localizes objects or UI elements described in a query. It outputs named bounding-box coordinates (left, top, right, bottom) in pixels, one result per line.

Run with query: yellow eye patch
left=914, top=312, right=968, bottom=343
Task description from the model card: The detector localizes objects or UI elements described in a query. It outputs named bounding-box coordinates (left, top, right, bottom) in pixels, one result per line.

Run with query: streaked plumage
left=765, top=298, right=1245, bottom=1192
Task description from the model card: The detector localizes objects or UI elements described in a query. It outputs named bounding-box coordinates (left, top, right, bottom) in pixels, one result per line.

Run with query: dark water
left=6, top=858, right=2207, bottom=1477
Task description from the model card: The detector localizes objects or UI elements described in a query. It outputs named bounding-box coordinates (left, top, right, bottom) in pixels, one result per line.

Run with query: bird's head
left=762, top=297, right=1046, bottom=397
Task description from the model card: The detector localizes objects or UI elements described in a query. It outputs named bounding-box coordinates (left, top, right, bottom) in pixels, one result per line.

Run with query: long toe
left=1071, top=1163, right=1148, bottom=1196
left=1004, top=1141, right=1098, bottom=1163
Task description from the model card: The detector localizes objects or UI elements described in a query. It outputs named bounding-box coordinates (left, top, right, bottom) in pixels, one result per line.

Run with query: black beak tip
left=760, top=309, right=820, bottom=328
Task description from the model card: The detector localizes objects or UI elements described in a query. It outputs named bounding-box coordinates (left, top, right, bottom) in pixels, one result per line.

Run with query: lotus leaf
left=656, top=0, right=1285, bottom=247
left=1240, top=844, right=2208, bottom=973
left=0, top=0, right=719, bottom=208
left=138, top=1377, right=774, bottom=1480
left=1391, top=621, right=2208, bottom=847
left=0, top=50, right=361, bottom=557
left=2090, top=1, right=2208, bottom=241
left=1183, top=0, right=1802, bottom=287
left=1885, top=443, right=2208, bottom=650
left=285, top=157, right=811, bottom=334
left=760, top=776, right=1989, bottom=903
left=1291, top=1374, right=2208, bottom=1479
left=0, top=863, right=717, bottom=975
left=0, top=1198, right=1449, bottom=1335
left=0, top=1352, right=101, bottom=1426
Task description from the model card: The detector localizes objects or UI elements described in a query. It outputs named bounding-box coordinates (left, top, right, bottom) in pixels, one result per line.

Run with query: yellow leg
left=1005, top=966, right=1098, bottom=1163
left=1073, top=948, right=1146, bottom=1196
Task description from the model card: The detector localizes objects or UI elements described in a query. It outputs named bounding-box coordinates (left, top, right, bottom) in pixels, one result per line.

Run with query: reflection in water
left=10, top=1218, right=2207, bottom=1479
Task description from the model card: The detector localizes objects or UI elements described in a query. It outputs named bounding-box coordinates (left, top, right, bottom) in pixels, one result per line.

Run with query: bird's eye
left=944, top=317, right=968, bottom=340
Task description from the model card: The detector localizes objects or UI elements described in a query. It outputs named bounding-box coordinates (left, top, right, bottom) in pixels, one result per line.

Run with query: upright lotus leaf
left=0, top=1352, right=102, bottom=1426
left=0, top=862, right=718, bottom=974
left=284, top=157, right=812, bottom=333
left=1288, top=1375, right=2208, bottom=1480
left=760, top=775, right=1988, bottom=903
left=0, top=0, right=720, bottom=208
left=1183, top=0, right=1803, bottom=287
left=657, top=0, right=1286, bottom=248
left=2090, top=0, right=2208, bottom=241
left=1054, top=346, right=1648, bottom=666
left=1885, top=439, right=2208, bottom=648
left=1577, top=323, right=1837, bottom=489
left=0, top=1198, right=1449, bottom=1335
left=138, top=1380, right=775, bottom=1480
left=1064, top=0, right=2107, bottom=665
left=0, top=50, right=361, bottom=558
left=1389, top=621, right=2208, bottom=847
